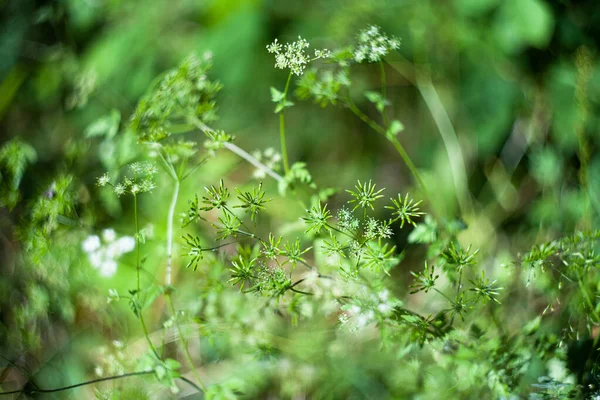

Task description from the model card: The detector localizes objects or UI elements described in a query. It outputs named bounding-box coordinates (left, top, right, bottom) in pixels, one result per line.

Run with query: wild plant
left=1, top=25, right=599, bottom=400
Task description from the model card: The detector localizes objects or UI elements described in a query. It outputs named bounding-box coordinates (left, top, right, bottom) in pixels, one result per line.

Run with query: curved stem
left=223, top=142, right=283, bottom=182
left=387, top=56, right=472, bottom=215
left=345, top=98, right=431, bottom=202
left=0, top=371, right=203, bottom=396
left=0, top=371, right=154, bottom=395
left=165, top=294, right=206, bottom=391
left=279, top=71, right=293, bottom=175
left=166, top=178, right=180, bottom=286
left=189, top=117, right=283, bottom=182
left=134, top=194, right=161, bottom=359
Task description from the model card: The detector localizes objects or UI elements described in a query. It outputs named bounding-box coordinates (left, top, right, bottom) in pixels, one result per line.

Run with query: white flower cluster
left=82, top=229, right=135, bottom=277
left=251, top=147, right=282, bottom=179
left=267, top=37, right=331, bottom=76
left=354, top=25, right=400, bottom=63
left=337, top=207, right=359, bottom=231
left=94, top=339, right=129, bottom=378
left=364, top=217, right=393, bottom=240
left=96, top=161, right=157, bottom=196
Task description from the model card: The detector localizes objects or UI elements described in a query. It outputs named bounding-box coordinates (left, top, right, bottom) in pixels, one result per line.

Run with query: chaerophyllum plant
left=3, top=25, right=600, bottom=400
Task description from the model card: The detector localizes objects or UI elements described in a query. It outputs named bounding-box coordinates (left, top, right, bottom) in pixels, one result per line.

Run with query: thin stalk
left=0, top=371, right=203, bottom=396
left=345, top=99, right=430, bottom=201
left=386, top=56, right=472, bottom=215
left=188, top=116, right=283, bottom=182
left=279, top=71, right=293, bottom=175
left=0, top=371, right=153, bottom=395
left=165, top=178, right=180, bottom=286
left=165, top=294, right=206, bottom=392
left=134, top=194, right=161, bottom=359
left=135, top=194, right=140, bottom=292
left=223, top=142, right=283, bottom=182
left=433, top=288, right=453, bottom=304
left=416, top=75, right=472, bottom=215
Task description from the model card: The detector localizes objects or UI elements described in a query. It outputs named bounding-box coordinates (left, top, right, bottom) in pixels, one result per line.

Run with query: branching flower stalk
left=266, top=36, right=331, bottom=177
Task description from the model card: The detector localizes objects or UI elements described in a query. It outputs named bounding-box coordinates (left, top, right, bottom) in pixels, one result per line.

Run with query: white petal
left=82, top=235, right=101, bottom=253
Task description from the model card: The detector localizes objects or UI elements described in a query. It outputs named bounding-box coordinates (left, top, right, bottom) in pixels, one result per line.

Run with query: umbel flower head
left=267, top=36, right=331, bottom=76
left=96, top=161, right=157, bottom=196
left=353, top=25, right=400, bottom=63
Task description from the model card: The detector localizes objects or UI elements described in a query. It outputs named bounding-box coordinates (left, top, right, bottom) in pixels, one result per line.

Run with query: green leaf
left=523, top=316, right=542, bottom=336
left=386, top=120, right=404, bottom=139
left=364, top=91, right=383, bottom=104
left=165, top=358, right=181, bottom=371
left=270, top=86, right=284, bottom=102
left=274, top=100, right=294, bottom=113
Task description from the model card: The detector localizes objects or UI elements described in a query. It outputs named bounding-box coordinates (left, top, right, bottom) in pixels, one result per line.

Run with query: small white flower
left=378, top=289, right=389, bottom=302
left=89, top=251, right=103, bottom=268
left=377, top=303, right=392, bottom=314
left=97, top=173, right=110, bottom=187
left=99, top=259, right=117, bottom=277
left=82, top=235, right=101, bottom=253
left=354, top=25, right=400, bottom=63
left=253, top=169, right=267, bottom=179
left=102, top=228, right=116, bottom=243
left=114, top=183, right=126, bottom=196
left=267, top=36, right=330, bottom=76
left=115, top=236, right=135, bottom=254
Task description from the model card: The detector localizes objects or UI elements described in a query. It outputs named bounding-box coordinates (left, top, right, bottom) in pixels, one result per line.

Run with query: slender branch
left=279, top=71, right=294, bottom=174
left=0, top=371, right=153, bottom=396
left=166, top=178, right=180, bottom=286
left=223, top=142, right=283, bottom=182
left=188, top=116, right=283, bottom=182
left=387, top=55, right=472, bottom=215
left=165, top=294, right=206, bottom=391
left=415, top=75, right=472, bottom=215
left=133, top=194, right=161, bottom=359
left=344, top=98, right=431, bottom=202
left=0, top=371, right=204, bottom=396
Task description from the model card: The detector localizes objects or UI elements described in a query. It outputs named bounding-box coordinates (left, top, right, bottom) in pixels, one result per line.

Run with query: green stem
left=345, top=99, right=430, bottom=201
left=135, top=194, right=140, bottom=292
left=279, top=71, right=293, bottom=175
left=133, top=194, right=160, bottom=359
left=166, top=178, right=180, bottom=286
left=433, top=288, right=454, bottom=304
left=0, top=371, right=203, bottom=396
left=165, top=293, right=206, bottom=391
left=188, top=117, right=283, bottom=182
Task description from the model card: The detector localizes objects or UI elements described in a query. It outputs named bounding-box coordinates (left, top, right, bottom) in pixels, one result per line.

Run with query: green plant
left=1, top=20, right=600, bottom=400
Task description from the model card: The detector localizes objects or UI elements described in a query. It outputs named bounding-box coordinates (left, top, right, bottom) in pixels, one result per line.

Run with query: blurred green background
left=1, top=0, right=600, bottom=397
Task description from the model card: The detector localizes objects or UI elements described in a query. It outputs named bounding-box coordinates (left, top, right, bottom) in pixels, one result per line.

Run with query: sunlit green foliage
left=1, top=1, right=600, bottom=399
